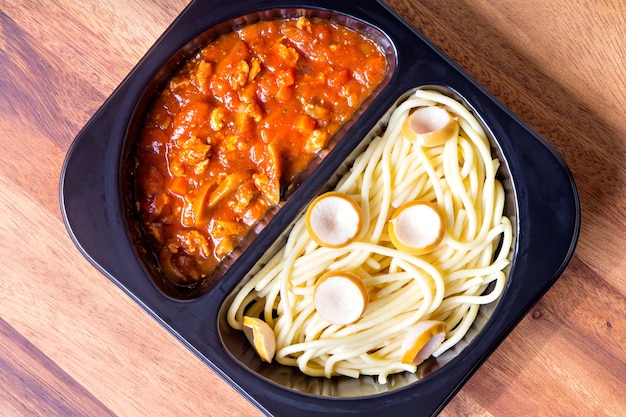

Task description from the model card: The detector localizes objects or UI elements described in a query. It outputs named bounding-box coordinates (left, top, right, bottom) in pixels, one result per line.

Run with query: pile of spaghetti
left=227, top=89, right=513, bottom=383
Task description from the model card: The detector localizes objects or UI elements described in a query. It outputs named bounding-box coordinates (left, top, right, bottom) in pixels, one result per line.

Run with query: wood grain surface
left=1, top=0, right=625, bottom=416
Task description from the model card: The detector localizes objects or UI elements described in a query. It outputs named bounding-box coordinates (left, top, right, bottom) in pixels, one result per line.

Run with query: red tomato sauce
left=135, top=17, right=387, bottom=284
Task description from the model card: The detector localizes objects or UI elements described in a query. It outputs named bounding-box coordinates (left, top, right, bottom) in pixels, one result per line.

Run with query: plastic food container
left=60, top=0, right=581, bottom=415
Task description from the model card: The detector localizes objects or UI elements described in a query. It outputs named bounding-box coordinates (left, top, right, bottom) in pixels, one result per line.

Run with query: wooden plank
left=0, top=317, right=116, bottom=417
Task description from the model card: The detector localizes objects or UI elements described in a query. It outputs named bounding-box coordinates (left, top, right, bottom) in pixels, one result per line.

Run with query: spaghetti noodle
left=227, top=89, right=513, bottom=383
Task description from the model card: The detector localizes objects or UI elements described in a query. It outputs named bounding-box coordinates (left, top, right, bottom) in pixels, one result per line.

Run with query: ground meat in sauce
left=134, top=17, right=387, bottom=284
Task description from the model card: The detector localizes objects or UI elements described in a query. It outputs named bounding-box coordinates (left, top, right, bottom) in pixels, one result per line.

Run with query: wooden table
left=1, top=0, right=624, bottom=415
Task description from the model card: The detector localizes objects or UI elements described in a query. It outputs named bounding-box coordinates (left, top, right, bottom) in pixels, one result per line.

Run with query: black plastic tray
left=60, top=0, right=581, bottom=415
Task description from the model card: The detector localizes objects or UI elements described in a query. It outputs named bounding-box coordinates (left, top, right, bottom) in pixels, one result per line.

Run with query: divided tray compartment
left=60, top=0, right=581, bottom=415
left=119, top=6, right=397, bottom=300
left=216, top=84, right=518, bottom=398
